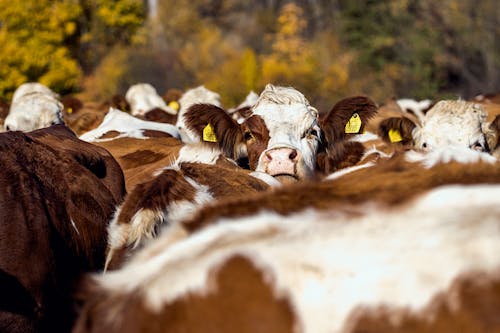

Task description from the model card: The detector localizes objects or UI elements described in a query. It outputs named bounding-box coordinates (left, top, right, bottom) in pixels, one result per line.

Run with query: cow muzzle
left=260, top=147, right=301, bottom=184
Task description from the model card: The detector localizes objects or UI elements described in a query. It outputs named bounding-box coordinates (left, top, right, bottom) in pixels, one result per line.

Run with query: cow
left=175, top=85, right=222, bottom=143
left=73, top=148, right=500, bottom=333
left=4, top=83, right=65, bottom=132
left=125, top=83, right=177, bottom=118
left=0, top=124, right=125, bottom=333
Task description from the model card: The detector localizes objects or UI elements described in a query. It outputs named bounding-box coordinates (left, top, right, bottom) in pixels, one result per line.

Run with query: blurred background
left=0, top=0, right=499, bottom=111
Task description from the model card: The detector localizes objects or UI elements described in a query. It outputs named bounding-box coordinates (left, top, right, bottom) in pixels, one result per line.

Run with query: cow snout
left=262, top=147, right=300, bottom=179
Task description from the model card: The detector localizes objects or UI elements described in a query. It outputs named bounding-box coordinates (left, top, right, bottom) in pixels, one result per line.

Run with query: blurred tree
left=0, top=0, right=83, bottom=98
left=0, top=0, right=145, bottom=99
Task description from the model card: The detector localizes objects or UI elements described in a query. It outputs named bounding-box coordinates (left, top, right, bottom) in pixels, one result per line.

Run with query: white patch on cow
left=412, top=100, right=487, bottom=151
left=396, top=98, right=432, bottom=122
left=249, top=171, right=283, bottom=187
left=349, top=131, right=379, bottom=143
left=176, top=144, right=223, bottom=165
left=175, top=86, right=222, bottom=143
left=4, top=92, right=64, bottom=131
left=125, top=83, right=176, bottom=116
left=79, top=108, right=180, bottom=142
left=324, top=162, right=376, bottom=181
left=252, top=84, right=321, bottom=179
left=96, top=184, right=500, bottom=333
left=405, top=146, right=497, bottom=168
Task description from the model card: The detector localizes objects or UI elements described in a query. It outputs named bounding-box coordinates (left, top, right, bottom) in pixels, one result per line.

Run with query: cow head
left=176, top=85, right=222, bottom=143
left=379, top=100, right=490, bottom=152
left=4, top=92, right=64, bottom=132
left=186, top=85, right=379, bottom=183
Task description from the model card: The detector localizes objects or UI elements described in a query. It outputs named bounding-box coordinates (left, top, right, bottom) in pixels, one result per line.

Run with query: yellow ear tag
left=168, top=101, right=179, bottom=111
left=203, top=123, right=217, bottom=142
left=345, top=113, right=362, bottom=134
left=388, top=128, right=403, bottom=143
left=67, top=107, right=73, bottom=114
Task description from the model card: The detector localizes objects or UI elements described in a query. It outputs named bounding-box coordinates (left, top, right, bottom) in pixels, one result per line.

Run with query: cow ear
left=184, top=103, right=244, bottom=160
left=316, top=140, right=366, bottom=175
left=320, top=96, right=378, bottom=145
left=486, top=114, right=500, bottom=157
left=378, top=116, right=416, bottom=145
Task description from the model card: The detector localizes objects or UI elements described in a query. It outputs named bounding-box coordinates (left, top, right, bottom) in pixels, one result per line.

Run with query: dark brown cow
left=74, top=148, right=500, bottom=333
left=0, top=125, right=125, bottom=333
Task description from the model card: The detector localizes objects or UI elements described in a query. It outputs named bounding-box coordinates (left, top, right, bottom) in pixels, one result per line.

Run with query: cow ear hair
left=378, top=116, right=416, bottom=146
left=184, top=103, right=244, bottom=160
left=316, top=140, right=366, bottom=175
left=319, top=96, right=378, bottom=145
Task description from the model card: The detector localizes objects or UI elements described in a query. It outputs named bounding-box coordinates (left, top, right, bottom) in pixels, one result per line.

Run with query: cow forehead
left=416, top=101, right=486, bottom=146
left=252, top=103, right=318, bottom=137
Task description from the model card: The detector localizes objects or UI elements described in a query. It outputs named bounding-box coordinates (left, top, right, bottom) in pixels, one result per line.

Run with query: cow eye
left=303, top=128, right=319, bottom=139
left=471, top=142, right=484, bottom=151
left=244, top=131, right=254, bottom=141
left=422, top=142, right=427, bottom=149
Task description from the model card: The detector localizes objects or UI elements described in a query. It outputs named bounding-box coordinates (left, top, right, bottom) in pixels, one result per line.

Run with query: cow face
left=379, top=100, right=490, bottom=152
left=244, top=85, right=321, bottom=182
left=4, top=92, right=64, bottom=131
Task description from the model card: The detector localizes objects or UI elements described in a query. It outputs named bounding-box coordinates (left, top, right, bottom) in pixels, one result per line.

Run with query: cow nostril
left=289, top=149, right=297, bottom=160
left=265, top=151, right=273, bottom=161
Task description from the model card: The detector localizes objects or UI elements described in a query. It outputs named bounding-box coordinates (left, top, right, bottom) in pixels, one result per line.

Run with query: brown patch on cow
left=241, top=115, right=270, bottom=170
left=184, top=152, right=500, bottom=233
left=61, top=95, right=84, bottom=116
left=109, top=94, right=130, bottom=112
left=163, top=88, right=183, bottom=104
left=316, top=141, right=366, bottom=175
left=347, top=270, right=500, bottom=333
left=73, top=256, right=297, bottom=333
left=179, top=162, right=270, bottom=198
left=98, top=130, right=121, bottom=139
left=65, top=105, right=108, bottom=136
left=94, top=136, right=183, bottom=192
left=184, top=103, right=245, bottom=160
left=120, top=150, right=167, bottom=170
left=0, top=125, right=124, bottom=332
left=141, top=129, right=175, bottom=138
left=140, top=108, right=177, bottom=124
left=378, top=116, right=417, bottom=146
left=320, top=96, right=378, bottom=145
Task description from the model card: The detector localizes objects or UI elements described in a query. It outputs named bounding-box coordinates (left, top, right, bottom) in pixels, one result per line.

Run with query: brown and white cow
left=0, top=124, right=125, bottom=333
left=4, top=83, right=65, bottom=132
left=73, top=148, right=500, bottom=333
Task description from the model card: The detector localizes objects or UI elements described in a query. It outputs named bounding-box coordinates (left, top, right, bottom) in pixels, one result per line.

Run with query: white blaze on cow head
left=4, top=92, right=64, bottom=132
left=175, top=86, right=222, bottom=143
left=249, top=85, right=321, bottom=183
left=379, top=100, right=490, bottom=152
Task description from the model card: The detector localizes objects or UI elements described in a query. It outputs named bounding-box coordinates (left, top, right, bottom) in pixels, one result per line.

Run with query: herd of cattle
left=1, top=81, right=500, bottom=333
